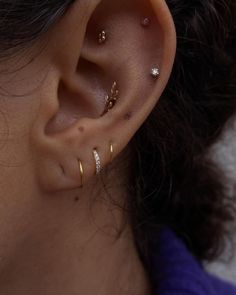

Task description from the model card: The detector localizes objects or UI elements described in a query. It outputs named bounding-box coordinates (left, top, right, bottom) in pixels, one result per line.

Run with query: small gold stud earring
left=98, top=30, right=107, bottom=44
left=100, top=82, right=119, bottom=116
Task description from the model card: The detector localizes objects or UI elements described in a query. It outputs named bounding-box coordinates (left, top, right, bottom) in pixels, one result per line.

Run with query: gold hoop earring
left=78, top=159, right=84, bottom=188
left=110, top=142, right=114, bottom=162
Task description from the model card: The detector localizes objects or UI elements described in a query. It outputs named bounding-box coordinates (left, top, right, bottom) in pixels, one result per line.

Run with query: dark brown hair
left=131, top=0, right=236, bottom=261
left=0, top=0, right=235, bottom=262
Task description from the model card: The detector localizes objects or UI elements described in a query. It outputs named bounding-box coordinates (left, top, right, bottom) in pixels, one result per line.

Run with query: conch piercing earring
left=98, top=30, right=107, bottom=44
left=151, top=67, right=160, bottom=79
left=100, top=81, right=119, bottom=116
left=93, top=149, right=102, bottom=175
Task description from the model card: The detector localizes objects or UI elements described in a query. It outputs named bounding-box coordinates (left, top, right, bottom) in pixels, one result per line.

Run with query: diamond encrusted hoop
left=93, top=149, right=102, bottom=175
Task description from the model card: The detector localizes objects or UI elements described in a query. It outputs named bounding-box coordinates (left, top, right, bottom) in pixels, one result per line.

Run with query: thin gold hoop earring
left=78, top=159, right=84, bottom=188
left=110, top=142, right=114, bottom=162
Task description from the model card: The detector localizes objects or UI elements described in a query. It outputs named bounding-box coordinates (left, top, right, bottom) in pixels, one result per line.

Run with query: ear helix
left=75, top=16, right=160, bottom=188
left=98, top=17, right=160, bottom=116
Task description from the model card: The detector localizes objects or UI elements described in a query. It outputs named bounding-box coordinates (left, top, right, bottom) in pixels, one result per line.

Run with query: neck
left=0, top=185, right=151, bottom=295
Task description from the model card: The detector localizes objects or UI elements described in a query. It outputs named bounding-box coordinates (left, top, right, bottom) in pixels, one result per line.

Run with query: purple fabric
left=149, top=228, right=236, bottom=295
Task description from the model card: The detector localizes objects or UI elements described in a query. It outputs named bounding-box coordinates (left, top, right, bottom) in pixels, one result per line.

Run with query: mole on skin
left=78, top=126, right=85, bottom=132
left=124, top=112, right=132, bottom=121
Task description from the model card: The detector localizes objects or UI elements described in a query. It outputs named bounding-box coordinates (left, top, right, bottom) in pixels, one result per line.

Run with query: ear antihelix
left=98, top=30, right=107, bottom=44
left=77, top=159, right=84, bottom=188
left=95, top=14, right=161, bottom=116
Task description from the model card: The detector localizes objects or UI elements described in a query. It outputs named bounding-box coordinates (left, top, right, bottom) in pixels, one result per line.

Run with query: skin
left=0, top=0, right=176, bottom=294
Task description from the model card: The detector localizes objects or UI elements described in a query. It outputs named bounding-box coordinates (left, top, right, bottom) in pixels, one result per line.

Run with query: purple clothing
left=149, top=228, right=236, bottom=295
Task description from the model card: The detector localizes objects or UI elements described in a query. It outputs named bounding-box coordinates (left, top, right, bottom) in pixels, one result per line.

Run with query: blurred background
left=206, top=115, right=236, bottom=284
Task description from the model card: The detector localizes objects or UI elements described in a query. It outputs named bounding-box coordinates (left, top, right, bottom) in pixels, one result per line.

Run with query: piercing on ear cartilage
left=151, top=68, right=160, bottom=79
left=93, top=149, right=102, bottom=175
left=100, top=82, right=119, bottom=116
left=98, top=30, right=107, bottom=44
left=78, top=159, right=84, bottom=188
left=141, top=17, right=151, bottom=27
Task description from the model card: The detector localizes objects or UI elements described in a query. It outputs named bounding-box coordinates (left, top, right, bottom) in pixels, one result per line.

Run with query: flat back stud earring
left=151, top=68, right=160, bottom=79
left=100, top=81, right=119, bottom=116
left=98, top=30, right=107, bottom=44
left=141, top=17, right=151, bottom=27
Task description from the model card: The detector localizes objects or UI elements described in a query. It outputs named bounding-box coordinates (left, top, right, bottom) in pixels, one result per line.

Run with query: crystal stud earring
left=151, top=68, right=160, bottom=79
left=141, top=17, right=151, bottom=27
left=98, top=30, right=107, bottom=44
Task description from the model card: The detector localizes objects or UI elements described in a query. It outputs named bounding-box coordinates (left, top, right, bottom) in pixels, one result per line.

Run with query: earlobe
left=31, top=0, right=176, bottom=193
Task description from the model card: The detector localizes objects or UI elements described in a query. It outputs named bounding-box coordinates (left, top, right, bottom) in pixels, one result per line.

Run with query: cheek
left=0, top=164, right=41, bottom=272
left=0, top=60, right=46, bottom=271
left=0, top=50, right=48, bottom=177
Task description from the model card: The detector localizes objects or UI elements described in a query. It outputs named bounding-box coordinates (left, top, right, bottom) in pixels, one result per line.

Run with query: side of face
left=0, top=0, right=176, bottom=271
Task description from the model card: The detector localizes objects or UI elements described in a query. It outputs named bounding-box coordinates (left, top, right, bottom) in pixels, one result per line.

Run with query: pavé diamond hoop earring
left=93, top=149, right=102, bottom=175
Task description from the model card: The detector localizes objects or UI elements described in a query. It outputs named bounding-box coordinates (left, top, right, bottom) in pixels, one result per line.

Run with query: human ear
left=31, top=0, right=176, bottom=193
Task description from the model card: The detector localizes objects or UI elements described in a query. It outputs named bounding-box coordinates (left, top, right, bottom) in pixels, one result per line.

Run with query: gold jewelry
left=78, top=159, right=84, bottom=188
left=100, top=81, right=119, bottom=116
left=98, top=30, right=107, bottom=44
left=93, top=149, right=102, bottom=175
left=110, top=142, right=114, bottom=162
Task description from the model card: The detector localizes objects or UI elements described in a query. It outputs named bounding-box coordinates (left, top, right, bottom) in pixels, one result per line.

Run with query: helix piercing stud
left=98, top=30, right=107, bottom=44
left=93, top=149, right=102, bottom=175
left=100, top=81, right=119, bottom=116
left=151, top=68, right=160, bottom=79
left=141, top=17, right=151, bottom=27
